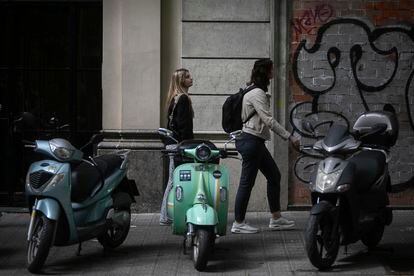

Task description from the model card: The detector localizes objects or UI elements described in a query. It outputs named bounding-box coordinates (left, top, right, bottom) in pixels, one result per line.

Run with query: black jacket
left=167, top=94, right=194, bottom=142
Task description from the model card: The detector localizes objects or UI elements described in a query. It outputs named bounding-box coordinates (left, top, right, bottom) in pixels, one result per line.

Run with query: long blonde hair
left=166, top=68, right=194, bottom=117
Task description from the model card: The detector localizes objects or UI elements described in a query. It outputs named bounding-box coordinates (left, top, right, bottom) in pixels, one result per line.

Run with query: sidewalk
left=1, top=211, right=414, bottom=275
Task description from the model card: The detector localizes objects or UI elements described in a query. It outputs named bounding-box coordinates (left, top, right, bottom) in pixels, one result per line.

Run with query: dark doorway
left=0, top=1, right=103, bottom=206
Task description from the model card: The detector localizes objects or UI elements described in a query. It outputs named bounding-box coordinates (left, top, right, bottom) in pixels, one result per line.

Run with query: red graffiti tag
left=293, top=4, right=334, bottom=41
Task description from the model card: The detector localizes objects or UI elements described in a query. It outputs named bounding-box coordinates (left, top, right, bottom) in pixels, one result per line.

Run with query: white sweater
left=241, top=87, right=290, bottom=141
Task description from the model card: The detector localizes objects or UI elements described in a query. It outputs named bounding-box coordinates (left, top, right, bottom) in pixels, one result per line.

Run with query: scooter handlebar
left=161, top=149, right=179, bottom=154
left=300, top=145, right=313, bottom=151
left=23, top=140, right=36, bottom=149
left=24, top=144, right=36, bottom=149
left=219, top=150, right=239, bottom=159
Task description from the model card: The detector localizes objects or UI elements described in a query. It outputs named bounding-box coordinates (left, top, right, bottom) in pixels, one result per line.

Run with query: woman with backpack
left=231, top=58, right=300, bottom=234
left=159, top=68, right=194, bottom=225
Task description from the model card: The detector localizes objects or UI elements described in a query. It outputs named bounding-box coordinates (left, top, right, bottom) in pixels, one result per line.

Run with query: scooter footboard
left=186, top=205, right=218, bottom=227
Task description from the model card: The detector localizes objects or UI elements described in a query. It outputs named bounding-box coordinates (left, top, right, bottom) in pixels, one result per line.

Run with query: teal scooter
left=25, top=135, right=139, bottom=273
left=158, top=128, right=240, bottom=271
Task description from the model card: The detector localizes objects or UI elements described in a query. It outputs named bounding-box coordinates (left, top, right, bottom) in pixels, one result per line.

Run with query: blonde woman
left=160, top=68, right=194, bottom=225
left=165, top=68, right=194, bottom=143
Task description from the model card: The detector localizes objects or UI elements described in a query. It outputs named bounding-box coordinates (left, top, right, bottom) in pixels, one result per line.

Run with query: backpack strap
left=242, top=85, right=257, bottom=124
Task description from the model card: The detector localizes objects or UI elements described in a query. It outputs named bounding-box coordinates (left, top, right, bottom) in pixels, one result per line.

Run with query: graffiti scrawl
left=292, top=4, right=335, bottom=41
left=291, top=18, right=414, bottom=188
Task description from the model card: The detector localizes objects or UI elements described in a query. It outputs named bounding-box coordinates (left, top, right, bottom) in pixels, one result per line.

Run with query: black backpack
left=221, top=85, right=257, bottom=133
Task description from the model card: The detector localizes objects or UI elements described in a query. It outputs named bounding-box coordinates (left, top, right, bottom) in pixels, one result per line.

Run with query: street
left=1, top=211, right=414, bottom=275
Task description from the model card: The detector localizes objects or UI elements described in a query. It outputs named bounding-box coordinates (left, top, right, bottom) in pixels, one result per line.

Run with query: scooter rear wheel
left=27, top=213, right=56, bottom=273
left=98, top=208, right=131, bottom=249
left=305, top=212, right=340, bottom=270
left=193, top=228, right=214, bottom=271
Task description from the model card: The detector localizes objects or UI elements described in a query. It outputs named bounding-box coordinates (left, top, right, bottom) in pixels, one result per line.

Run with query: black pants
left=235, top=133, right=281, bottom=222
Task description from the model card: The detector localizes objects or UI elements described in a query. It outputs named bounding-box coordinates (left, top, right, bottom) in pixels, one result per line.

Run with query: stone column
left=101, top=0, right=164, bottom=212
left=273, top=0, right=291, bottom=210
left=102, top=0, right=161, bottom=129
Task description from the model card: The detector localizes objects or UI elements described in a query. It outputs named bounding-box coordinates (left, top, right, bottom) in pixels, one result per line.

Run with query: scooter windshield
left=319, top=124, right=360, bottom=154
left=323, top=124, right=350, bottom=147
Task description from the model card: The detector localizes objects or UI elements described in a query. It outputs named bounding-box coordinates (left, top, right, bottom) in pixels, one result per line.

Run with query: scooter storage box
left=352, top=111, right=398, bottom=148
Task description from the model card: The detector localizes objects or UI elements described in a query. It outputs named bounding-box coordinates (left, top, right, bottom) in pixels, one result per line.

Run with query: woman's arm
left=174, top=94, right=194, bottom=140
left=249, top=91, right=290, bottom=140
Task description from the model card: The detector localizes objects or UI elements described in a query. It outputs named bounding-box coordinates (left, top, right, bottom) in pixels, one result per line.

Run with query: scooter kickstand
left=344, top=245, right=348, bottom=255
left=76, top=242, right=82, bottom=256
left=183, top=238, right=187, bottom=255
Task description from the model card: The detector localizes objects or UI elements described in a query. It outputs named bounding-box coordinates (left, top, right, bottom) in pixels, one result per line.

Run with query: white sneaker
left=231, top=221, right=259, bottom=234
left=269, top=217, right=295, bottom=230
left=159, top=219, right=172, bottom=226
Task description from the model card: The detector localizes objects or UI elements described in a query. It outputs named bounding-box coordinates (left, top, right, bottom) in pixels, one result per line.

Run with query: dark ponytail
left=247, top=58, right=273, bottom=92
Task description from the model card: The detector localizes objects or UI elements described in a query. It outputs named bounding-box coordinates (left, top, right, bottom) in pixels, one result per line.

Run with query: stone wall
left=100, top=0, right=293, bottom=213
left=180, top=0, right=288, bottom=212
left=289, top=0, right=414, bottom=206
left=182, top=0, right=272, bottom=131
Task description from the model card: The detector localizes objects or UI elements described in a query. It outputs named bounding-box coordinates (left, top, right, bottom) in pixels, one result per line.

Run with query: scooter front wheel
left=305, top=212, right=340, bottom=270
left=27, top=213, right=56, bottom=273
left=193, top=228, right=214, bottom=271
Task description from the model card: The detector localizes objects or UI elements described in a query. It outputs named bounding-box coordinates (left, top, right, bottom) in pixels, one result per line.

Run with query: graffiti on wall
left=291, top=18, right=414, bottom=188
left=292, top=4, right=334, bottom=41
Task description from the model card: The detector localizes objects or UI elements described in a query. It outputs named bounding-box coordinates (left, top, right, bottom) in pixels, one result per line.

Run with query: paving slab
left=1, top=211, right=414, bottom=275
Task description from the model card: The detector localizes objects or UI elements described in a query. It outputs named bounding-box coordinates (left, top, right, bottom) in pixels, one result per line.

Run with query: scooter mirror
left=81, top=133, right=104, bottom=151
left=14, top=112, right=39, bottom=132
left=90, top=133, right=104, bottom=144
left=302, top=120, right=315, bottom=134
left=49, top=117, right=59, bottom=126
left=158, top=127, right=176, bottom=137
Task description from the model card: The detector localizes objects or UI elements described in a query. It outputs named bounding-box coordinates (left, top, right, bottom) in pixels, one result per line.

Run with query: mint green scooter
left=158, top=128, right=240, bottom=271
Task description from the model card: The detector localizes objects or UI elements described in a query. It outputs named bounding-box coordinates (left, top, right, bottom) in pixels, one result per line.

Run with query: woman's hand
left=289, top=134, right=301, bottom=150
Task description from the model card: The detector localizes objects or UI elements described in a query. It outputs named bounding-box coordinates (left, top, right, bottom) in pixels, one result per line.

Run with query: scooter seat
left=70, top=154, right=122, bottom=203
left=349, top=150, right=386, bottom=192
left=71, top=162, right=101, bottom=202
left=93, top=154, right=123, bottom=178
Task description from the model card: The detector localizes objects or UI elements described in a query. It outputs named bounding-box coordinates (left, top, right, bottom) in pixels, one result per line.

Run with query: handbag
left=167, top=93, right=183, bottom=141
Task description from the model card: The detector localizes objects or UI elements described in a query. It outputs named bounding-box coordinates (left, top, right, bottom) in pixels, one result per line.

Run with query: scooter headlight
left=315, top=169, right=342, bottom=192
left=195, top=144, right=211, bottom=162
left=50, top=142, right=74, bottom=160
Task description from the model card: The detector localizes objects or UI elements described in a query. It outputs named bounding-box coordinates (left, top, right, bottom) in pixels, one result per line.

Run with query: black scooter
left=301, top=107, right=398, bottom=270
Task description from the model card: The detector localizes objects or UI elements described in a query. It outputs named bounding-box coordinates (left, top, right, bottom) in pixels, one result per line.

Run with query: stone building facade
left=100, top=0, right=414, bottom=212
